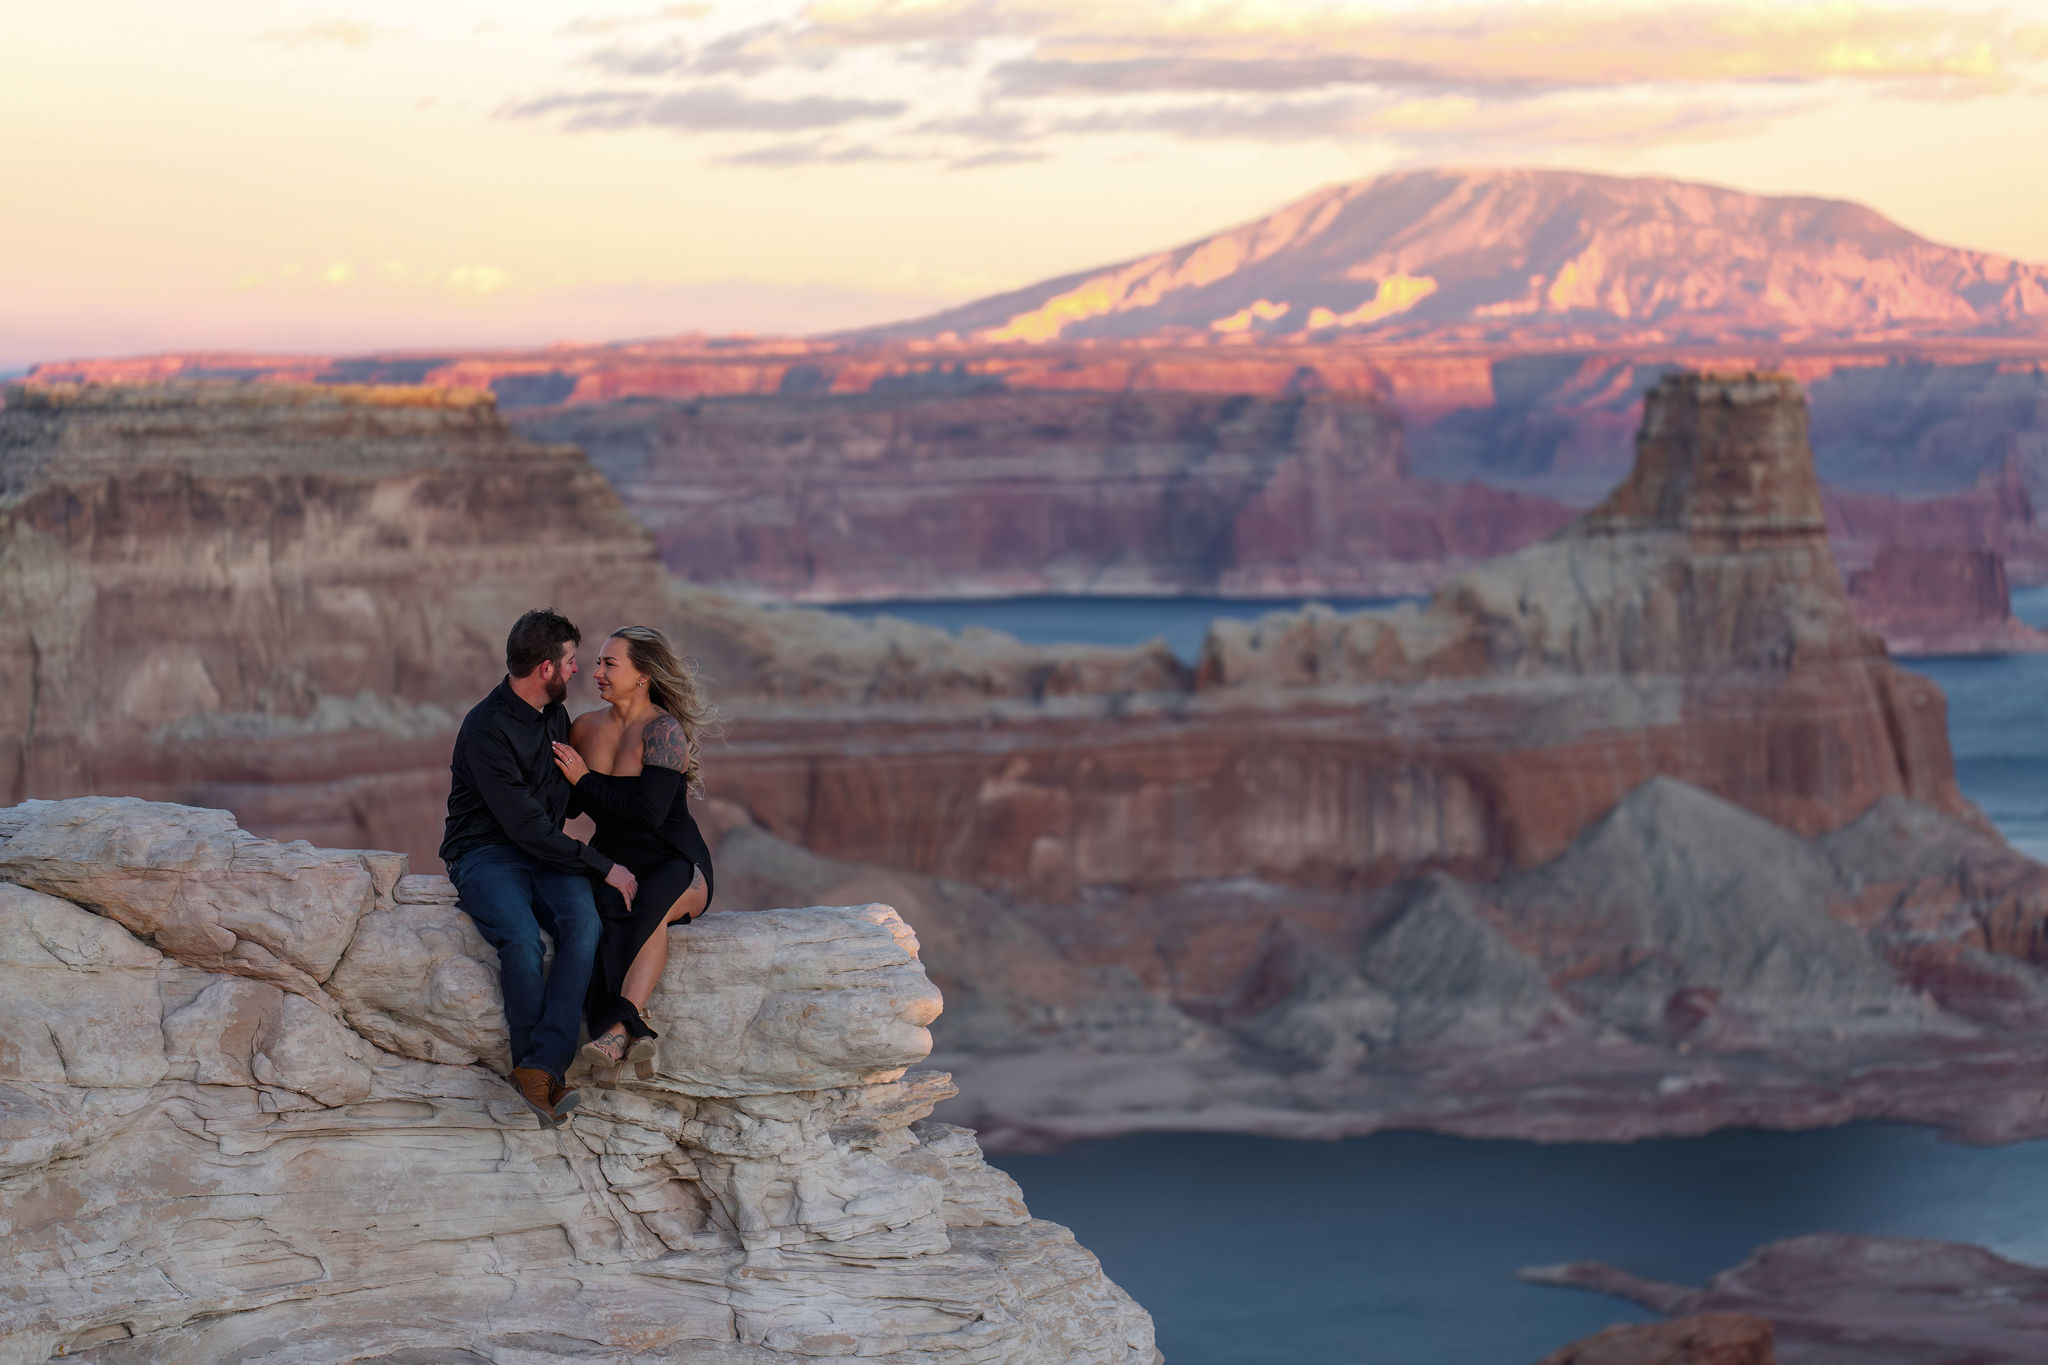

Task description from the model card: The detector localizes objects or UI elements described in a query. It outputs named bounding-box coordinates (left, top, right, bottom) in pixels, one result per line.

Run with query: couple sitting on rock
left=438, top=608, right=720, bottom=1125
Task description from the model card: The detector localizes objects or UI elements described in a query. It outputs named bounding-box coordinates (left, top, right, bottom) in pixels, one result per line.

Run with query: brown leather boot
left=548, top=1075, right=581, bottom=1119
left=510, top=1066, right=562, bottom=1126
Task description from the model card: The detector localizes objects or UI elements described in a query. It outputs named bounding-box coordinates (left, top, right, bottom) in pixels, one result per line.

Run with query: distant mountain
left=869, top=168, right=2048, bottom=345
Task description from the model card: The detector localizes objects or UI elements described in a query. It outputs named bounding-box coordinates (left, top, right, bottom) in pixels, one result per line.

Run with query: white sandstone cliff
left=0, top=796, right=1159, bottom=1365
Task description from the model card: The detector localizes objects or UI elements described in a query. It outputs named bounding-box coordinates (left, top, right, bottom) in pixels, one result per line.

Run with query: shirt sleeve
left=466, top=728, right=613, bottom=875
left=574, top=766, right=682, bottom=831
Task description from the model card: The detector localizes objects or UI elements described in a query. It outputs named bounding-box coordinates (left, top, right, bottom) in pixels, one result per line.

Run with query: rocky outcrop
left=1175, top=373, right=1966, bottom=861
left=1844, top=546, right=2048, bottom=655
left=678, top=368, right=2048, bottom=1139
left=1534, top=1314, right=1776, bottom=1365
left=709, top=774, right=2048, bottom=1149
left=1825, top=459, right=2048, bottom=579
left=0, top=796, right=1158, bottom=1364
left=1523, top=1235, right=2048, bottom=1365
left=727, top=373, right=1963, bottom=902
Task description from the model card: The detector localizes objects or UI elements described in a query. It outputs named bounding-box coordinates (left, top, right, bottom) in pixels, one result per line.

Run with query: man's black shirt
left=440, top=677, right=612, bottom=876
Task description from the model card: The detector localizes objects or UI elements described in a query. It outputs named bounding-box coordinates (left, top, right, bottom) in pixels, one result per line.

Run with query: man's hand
left=604, top=861, right=639, bottom=905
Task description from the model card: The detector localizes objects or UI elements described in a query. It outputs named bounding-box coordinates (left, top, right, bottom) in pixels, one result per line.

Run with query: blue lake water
left=823, top=593, right=1408, bottom=663
left=826, top=589, right=2048, bottom=1364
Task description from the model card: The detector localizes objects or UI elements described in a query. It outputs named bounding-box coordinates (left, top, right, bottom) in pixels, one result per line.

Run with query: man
left=441, top=608, right=638, bottom=1125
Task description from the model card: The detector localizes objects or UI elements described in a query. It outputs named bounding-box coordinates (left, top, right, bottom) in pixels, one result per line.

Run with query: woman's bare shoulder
left=569, top=708, right=611, bottom=745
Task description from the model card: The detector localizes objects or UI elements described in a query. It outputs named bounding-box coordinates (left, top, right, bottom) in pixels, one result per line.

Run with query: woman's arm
left=574, top=766, right=682, bottom=829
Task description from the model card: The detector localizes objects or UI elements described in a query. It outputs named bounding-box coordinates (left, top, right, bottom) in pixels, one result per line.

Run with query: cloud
left=1053, top=96, right=1369, bottom=143
left=800, top=0, right=2048, bottom=97
left=585, top=39, right=695, bottom=77
left=502, top=0, right=2048, bottom=163
left=720, top=139, right=910, bottom=166
left=1053, top=89, right=1800, bottom=152
left=916, top=110, right=1038, bottom=141
left=504, top=84, right=907, bottom=133
left=992, top=54, right=1550, bottom=99
left=587, top=22, right=835, bottom=78
left=949, top=146, right=1049, bottom=170
left=562, top=5, right=710, bottom=38
left=257, top=20, right=383, bottom=49
left=795, top=0, right=1062, bottom=46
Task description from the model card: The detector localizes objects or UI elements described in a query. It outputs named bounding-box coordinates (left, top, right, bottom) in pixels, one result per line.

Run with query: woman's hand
left=552, top=741, right=590, bottom=785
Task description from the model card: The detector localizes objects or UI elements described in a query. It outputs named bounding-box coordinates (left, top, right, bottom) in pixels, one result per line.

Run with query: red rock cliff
left=731, top=374, right=1967, bottom=901
left=0, top=382, right=676, bottom=853
left=520, top=388, right=1570, bottom=601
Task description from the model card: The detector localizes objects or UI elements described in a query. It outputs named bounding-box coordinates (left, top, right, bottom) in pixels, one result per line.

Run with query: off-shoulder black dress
left=575, top=762, right=715, bottom=1042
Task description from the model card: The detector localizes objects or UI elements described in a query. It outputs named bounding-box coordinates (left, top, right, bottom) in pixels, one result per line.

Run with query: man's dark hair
left=506, top=609, right=581, bottom=678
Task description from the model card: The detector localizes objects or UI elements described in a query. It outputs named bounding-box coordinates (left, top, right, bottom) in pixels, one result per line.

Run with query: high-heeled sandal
left=579, top=1030, right=629, bottom=1073
left=625, top=1036, right=658, bottom=1080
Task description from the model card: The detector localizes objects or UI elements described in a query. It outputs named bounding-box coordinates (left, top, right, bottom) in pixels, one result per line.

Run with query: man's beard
left=545, top=670, right=570, bottom=705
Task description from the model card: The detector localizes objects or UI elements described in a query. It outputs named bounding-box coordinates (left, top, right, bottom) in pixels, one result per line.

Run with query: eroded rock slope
left=0, top=796, right=1158, bottom=1365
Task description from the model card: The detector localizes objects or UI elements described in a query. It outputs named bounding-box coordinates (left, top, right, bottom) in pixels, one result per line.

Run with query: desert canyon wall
left=0, top=795, right=1158, bottom=1363
left=29, top=170, right=2048, bottom=660
left=516, top=387, right=1570, bottom=601
left=32, top=348, right=2048, bottom=655
left=15, top=374, right=2048, bottom=1150
left=0, top=382, right=719, bottom=856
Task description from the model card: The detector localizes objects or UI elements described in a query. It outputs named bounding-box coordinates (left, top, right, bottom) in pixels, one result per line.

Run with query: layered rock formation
left=1535, top=1314, right=1776, bottom=1365
left=723, top=373, right=1967, bottom=902
left=31, top=340, right=2048, bottom=602
left=1524, top=1235, right=2048, bottom=1364
left=703, top=375, right=2048, bottom=1145
left=1845, top=546, right=2048, bottom=656
left=519, top=387, right=1570, bottom=601
left=0, top=796, right=1158, bottom=1364
left=0, top=379, right=1230, bottom=872
left=722, top=773, right=2048, bottom=1148
left=0, top=381, right=680, bottom=857
left=18, top=372, right=2048, bottom=1150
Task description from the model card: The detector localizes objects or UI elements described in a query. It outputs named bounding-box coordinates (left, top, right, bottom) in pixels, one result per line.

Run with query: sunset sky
left=7, top=0, right=2048, bottom=370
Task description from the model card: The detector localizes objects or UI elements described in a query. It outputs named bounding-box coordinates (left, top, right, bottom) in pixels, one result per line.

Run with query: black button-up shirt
left=439, top=677, right=612, bottom=876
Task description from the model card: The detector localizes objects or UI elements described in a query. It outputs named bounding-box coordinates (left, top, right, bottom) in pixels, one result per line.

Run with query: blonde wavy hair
left=608, top=625, right=723, bottom=796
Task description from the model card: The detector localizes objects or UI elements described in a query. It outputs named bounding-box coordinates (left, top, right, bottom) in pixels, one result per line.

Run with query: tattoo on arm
left=642, top=714, right=692, bottom=772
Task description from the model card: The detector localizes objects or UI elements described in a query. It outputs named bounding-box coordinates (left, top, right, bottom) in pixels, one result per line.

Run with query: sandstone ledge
left=1524, top=1233, right=2048, bottom=1365
left=0, top=797, right=1157, bottom=1365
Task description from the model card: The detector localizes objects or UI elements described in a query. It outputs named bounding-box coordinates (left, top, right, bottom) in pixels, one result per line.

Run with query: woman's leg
left=621, top=866, right=708, bottom=1011
left=585, top=876, right=639, bottom=1048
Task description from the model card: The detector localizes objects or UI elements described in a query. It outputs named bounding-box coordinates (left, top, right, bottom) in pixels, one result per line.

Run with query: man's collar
left=497, top=675, right=548, bottom=720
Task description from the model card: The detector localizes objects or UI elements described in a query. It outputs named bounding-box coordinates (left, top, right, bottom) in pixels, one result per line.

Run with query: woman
left=551, top=625, right=720, bottom=1079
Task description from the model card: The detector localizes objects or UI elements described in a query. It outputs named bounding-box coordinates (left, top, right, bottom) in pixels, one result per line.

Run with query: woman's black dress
left=576, top=762, right=715, bottom=1042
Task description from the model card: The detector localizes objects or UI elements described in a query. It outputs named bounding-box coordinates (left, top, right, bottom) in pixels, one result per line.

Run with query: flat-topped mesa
left=1, top=380, right=531, bottom=481
left=1202, top=369, right=1882, bottom=686
left=1435, top=369, right=1876, bottom=677
left=0, top=380, right=680, bottom=851
left=1184, top=370, right=1964, bottom=862
left=1582, top=372, right=1828, bottom=540
left=0, top=796, right=1158, bottom=1364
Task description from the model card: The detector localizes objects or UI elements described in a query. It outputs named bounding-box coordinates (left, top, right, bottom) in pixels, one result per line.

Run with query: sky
left=6, top=0, right=2048, bottom=370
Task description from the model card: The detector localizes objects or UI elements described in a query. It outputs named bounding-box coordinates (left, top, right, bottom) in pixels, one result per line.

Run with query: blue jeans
left=448, top=844, right=600, bottom=1082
